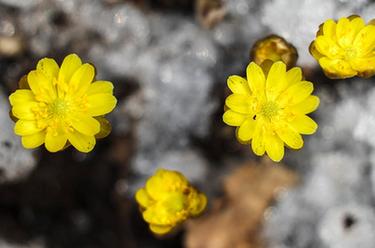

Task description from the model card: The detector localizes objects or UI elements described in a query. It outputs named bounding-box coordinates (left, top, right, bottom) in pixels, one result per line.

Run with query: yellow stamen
left=261, top=101, right=279, bottom=119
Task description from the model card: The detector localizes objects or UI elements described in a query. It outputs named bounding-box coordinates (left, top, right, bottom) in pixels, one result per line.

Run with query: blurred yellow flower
left=223, top=61, right=319, bottom=162
left=135, top=169, right=207, bottom=235
left=251, top=35, right=298, bottom=69
left=310, top=16, right=375, bottom=79
left=9, top=54, right=117, bottom=153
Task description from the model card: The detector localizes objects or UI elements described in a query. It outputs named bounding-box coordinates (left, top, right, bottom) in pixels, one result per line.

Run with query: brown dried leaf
left=185, top=159, right=298, bottom=248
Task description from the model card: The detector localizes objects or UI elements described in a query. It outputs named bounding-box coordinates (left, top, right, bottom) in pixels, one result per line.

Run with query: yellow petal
left=36, top=58, right=59, bottom=80
left=264, top=131, right=284, bottom=162
left=319, top=57, right=357, bottom=79
left=315, top=36, right=343, bottom=59
left=27, top=70, right=56, bottom=101
left=145, top=176, right=164, bottom=200
left=87, top=94, right=117, bottom=116
left=26, top=71, right=41, bottom=95
left=289, top=115, right=318, bottom=135
left=350, top=56, right=375, bottom=78
left=237, top=118, right=256, bottom=141
left=275, top=122, right=303, bottom=149
left=266, top=61, right=288, bottom=100
left=246, top=62, right=266, bottom=101
left=135, top=188, right=152, bottom=208
left=69, top=63, right=95, bottom=96
left=70, top=113, right=100, bottom=136
left=149, top=224, right=173, bottom=235
left=14, top=120, right=43, bottom=136
left=162, top=193, right=186, bottom=212
left=336, top=17, right=363, bottom=48
left=353, top=25, right=375, bottom=56
left=323, top=19, right=337, bottom=40
left=87, top=81, right=114, bottom=95
left=12, top=102, right=38, bottom=120
left=225, top=94, right=254, bottom=114
left=235, top=127, right=248, bottom=144
left=67, top=131, right=96, bottom=153
left=143, top=204, right=172, bottom=225
left=45, top=131, right=68, bottom=152
left=227, top=75, right=251, bottom=95
left=9, top=90, right=34, bottom=106
left=145, top=169, right=188, bottom=200
left=278, top=81, right=314, bottom=107
left=223, top=110, right=246, bottom=126
left=21, top=131, right=45, bottom=149
left=350, top=17, right=365, bottom=35
left=336, top=17, right=350, bottom=42
left=190, top=193, right=207, bottom=216
left=251, top=120, right=265, bottom=156
left=289, top=95, right=320, bottom=114
left=286, top=67, right=302, bottom=87
left=58, top=54, right=82, bottom=84
left=309, top=41, right=324, bottom=61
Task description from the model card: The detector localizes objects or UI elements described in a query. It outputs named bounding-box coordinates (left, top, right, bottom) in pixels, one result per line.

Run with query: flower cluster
left=135, top=169, right=207, bottom=235
left=223, top=61, right=319, bottom=162
left=9, top=54, right=117, bottom=153
left=7, top=13, right=375, bottom=238
left=310, top=16, right=375, bottom=79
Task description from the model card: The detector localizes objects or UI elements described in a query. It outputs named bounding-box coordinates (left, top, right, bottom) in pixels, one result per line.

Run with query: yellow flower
left=310, top=16, right=375, bottom=79
left=135, top=169, right=207, bottom=235
left=223, top=61, right=319, bottom=162
left=9, top=54, right=117, bottom=153
left=251, top=35, right=298, bottom=69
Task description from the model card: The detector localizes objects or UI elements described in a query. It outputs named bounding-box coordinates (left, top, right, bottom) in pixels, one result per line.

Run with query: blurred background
left=0, top=0, right=374, bottom=247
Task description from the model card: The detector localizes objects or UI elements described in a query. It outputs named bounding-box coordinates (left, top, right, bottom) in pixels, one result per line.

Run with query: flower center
left=49, top=98, right=69, bottom=118
left=345, top=48, right=357, bottom=60
left=260, top=101, right=279, bottom=119
left=31, top=93, right=90, bottom=134
left=32, top=98, right=73, bottom=132
left=164, top=193, right=186, bottom=213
